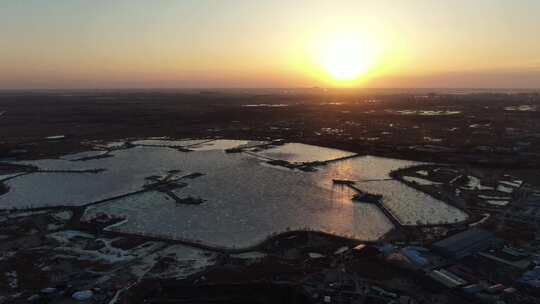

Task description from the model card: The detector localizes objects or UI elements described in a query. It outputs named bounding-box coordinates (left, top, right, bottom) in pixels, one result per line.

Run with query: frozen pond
left=83, top=172, right=392, bottom=248
left=403, top=176, right=442, bottom=186
left=60, top=150, right=109, bottom=161
left=257, top=143, right=356, bottom=164
left=309, top=156, right=468, bottom=225
left=313, top=155, right=421, bottom=182
left=353, top=181, right=467, bottom=225
left=132, top=138, right=211, bottom=147
left=189, top=139, right=268, bottom=151
left=0, top=139, right=468, bottom=248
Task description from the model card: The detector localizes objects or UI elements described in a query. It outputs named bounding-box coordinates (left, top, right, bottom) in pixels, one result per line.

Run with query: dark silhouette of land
left=1, top=90, right=540, bottom=168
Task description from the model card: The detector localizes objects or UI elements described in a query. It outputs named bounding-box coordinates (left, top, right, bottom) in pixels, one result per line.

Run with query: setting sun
left=316, top=34, right=377, bottom=82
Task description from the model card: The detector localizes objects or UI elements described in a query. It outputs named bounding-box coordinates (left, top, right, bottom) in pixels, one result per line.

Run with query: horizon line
left=1, top=86, right=539, bottom=92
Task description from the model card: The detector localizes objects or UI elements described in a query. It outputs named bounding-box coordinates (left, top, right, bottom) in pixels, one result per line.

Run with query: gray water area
left=0, top=140, right=468, bottom=248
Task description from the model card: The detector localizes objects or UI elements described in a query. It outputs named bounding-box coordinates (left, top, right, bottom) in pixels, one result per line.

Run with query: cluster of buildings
left=300, top=226, right=539, bottom=304
left=390, top=228, right=538, bottom=303
left=302, top=269, right=415, bottom=304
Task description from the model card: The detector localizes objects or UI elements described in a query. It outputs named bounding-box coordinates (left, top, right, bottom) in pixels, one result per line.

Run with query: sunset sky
left=2, top=0, right=540, bottom=89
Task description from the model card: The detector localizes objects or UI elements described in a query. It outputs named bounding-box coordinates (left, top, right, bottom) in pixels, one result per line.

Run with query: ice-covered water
left=352, top=181, right=467, bottom=225
left=309, top=156, right=467, bottom=225
left=132, top=138, right=211, bottom=147
left=0, top=173, right=25, bottom=182
left=84, top=181, right=392, bottom=248
left=0, top=140, right=468, bottom=247
left=60, top=150, right=109, bottom=161
left=403, top=176, right=442, bottom=186
left=189, top=139, right=267, bottom=151
left=257, top=143, right=356, bottom=164
left=313, top=155, right=420, bottom=181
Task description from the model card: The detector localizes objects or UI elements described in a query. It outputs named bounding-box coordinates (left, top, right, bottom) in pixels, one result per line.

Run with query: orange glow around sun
left=307, top=32, right=381, bottom=86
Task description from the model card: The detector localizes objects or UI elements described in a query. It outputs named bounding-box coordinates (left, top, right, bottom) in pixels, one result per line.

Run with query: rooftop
left=432, top=228, right=495, bottom=254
